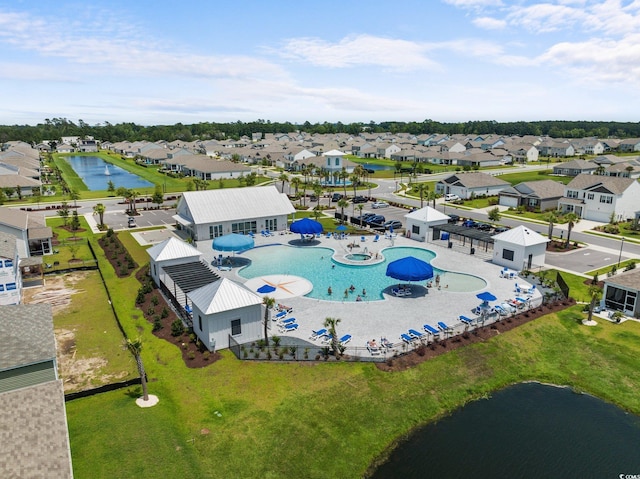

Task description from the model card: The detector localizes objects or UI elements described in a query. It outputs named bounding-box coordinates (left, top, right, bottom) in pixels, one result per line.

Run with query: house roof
left=178, top=186, right=295, bottom=225
left=604, top=268, right=640, bottom=290
left=553, top=159, right=596, bottom=171
left=188, top=277, right=262, bottom=315
left=0, top=380, right=74, bottom=479
left=405, top=206, right=451, bottom=223
left=441, top=172, right=510, bottom=188
left=513, top=180, right=566, bottom=198
left=0, top=231, right=16, bottom=258
left=0, top=304, right=56, bottom=372
left=323, top=149, right=346, bottom=156
left=566, top=174, right=636, bottom=194
left=492, top=225, right=549, bottom=246
left=147, top=237, right=202, bottom=262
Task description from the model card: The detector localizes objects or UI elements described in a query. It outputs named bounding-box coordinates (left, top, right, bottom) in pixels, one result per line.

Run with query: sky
left=1, top=0, right=640, bottom=126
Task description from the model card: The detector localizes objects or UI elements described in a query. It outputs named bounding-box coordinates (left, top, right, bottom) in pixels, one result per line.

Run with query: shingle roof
left=566, top=174, right=635, bottom=194
left=0, top=304, right=56, bottom=371
left=441, top=172, right=510, bottom=188
left=604, top=268, right=640, bottom=290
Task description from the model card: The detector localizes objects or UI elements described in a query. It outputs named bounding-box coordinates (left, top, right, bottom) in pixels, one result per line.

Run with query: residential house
left=538, top=141, right=575, bottom=157
left=173, top=185, right=295, bottom=241
left=0, top=232, right=22, bottom=305
left=552, top=159, right=598, bottom=177
left=78, top=138, right=98, bottom=152
left=602, top=268, right=640, bottom=317
left=617, top=138, right=640, bottom=153
left=558, top=174, right=640, bottom=222
left=0, top=207, right=52, bottom=257
left=498, top=180, right=566, bottom=211
left=0, top=304, right=74, bottom=478
left=436, top=172, right=510, bottom=199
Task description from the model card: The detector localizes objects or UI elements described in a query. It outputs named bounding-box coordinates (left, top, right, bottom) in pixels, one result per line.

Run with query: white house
left=173, top=186, right=296, bottom=241
left=557, top=174, right=640, bottom=222
left=188, top=278, right=264, bottom=352
left=404, top=206, right=451, bottom=242
left=147, top=237, right=202, bottom=287
left=0, top=207, right=52, bottom=257
left=436, top=172, right=510, bottom=199
left=0, top=232, right=21, bottom=305
left=491, top=226, right=549, bottom=271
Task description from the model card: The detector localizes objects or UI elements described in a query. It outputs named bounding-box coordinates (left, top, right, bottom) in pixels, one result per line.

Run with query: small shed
left=188, top=278, right=264, bottom=351
left=147, top=237, right=202, bottom=286
left=404, top=206, right=451, bottom=242
left=491, top=225, right=549, bottom=271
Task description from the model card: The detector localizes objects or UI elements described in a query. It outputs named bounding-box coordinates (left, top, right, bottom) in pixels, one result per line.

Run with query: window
left=335, top=158, right=340, bottom=166
left=587, top=193, right=594, bottom=200
left=231, top=221, right=256, bottom=235
left=412, top=225, right=420, bottom=234
left=6, top=283, right=16, bottom=291
left=4, top=260, right=12, bottom=268
left=502, top=249, right=514, bottom=261
left=599, top=195, right=613, bottom=204
left=199, top=315, right=203, bottom=332
left=231, top=319, right=241, bottom=336
left=567, top=190, right=578, bottom=199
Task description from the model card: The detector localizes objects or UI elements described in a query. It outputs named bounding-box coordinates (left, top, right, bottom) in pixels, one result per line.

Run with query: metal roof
left=432, top=224, right=496, bottom=244
left=162, top=261, right=220, bottom=294
left=492, top=225, right=549, bottom=246
left=147, top=237, right=201, bottom=262
left=188, top=277, right=263, bottom=315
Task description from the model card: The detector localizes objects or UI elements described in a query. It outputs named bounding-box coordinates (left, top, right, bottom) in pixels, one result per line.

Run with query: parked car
left=366, top=215, right=385, bottom=226
left=383, top=220, right=402, bottom=230
left=493, top=226, right=510, bottom=233
left=372, top=201, right=389, bottom=209
left=127, top=217, right=137, bottom=228
left=352, top=195, right=368, bottom=204
left=448, top=214, right=460, bottom=223
left=331, top=193, right=343, bottom=202
left=475, top=223, right=492, bottom=231
left=462, top=219, right=477, bottom=228
left=444, top=194, right=460, bottom=202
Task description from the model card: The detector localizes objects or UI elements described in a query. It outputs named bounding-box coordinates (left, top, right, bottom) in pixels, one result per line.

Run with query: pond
left=65, top=156, right=153, bottom=191
left=370, top=382, right=640, bottom=478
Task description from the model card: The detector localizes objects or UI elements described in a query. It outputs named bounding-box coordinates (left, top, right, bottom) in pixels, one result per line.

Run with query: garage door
left=499, top=195, right=518, bottom=208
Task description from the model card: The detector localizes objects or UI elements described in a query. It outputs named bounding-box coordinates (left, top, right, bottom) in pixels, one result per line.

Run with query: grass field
left=60, top=220, right=640, bottom=478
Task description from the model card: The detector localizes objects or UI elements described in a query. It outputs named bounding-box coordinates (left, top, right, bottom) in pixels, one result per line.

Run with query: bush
left=171, top=319, right=184, bottom=336
left=152, top=316, right=163, bottom=332
left=136, top=289, right=146, bottom=305
left=151, top=296, right=159, bottom=306
left=203, top=351, right=210, bottom=360
left=187, top=351, right=195, bottom=360
left=161, top=306, right=169, bottom=319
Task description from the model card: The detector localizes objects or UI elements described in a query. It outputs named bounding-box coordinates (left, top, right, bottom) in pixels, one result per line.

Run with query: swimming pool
left=238, top=245, right=486, bottom=301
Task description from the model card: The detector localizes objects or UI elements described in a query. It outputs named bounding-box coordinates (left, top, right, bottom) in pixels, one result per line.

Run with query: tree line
left=1, top=117, right=639, bottom=144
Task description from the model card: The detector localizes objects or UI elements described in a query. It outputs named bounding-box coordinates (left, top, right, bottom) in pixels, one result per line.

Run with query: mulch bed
left=97, top=231, right=138, bottom=277
left=546, top=240, right=580, bottom=252
left=375, top=298, right=576, bottom=372
left=134, top=267, right=221, bottom=368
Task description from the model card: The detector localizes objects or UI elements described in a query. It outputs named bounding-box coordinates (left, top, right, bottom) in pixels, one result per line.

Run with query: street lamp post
left=617, top=237, right=625, bottom=268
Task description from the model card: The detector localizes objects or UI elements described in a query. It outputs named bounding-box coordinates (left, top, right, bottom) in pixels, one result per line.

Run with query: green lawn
left=62, top=223, right=640, bottom=478
left=66, top=305, right=640, bottom=479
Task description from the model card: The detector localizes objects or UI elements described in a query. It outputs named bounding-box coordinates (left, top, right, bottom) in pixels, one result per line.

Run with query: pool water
left=238, top=245, right=486, bottom=301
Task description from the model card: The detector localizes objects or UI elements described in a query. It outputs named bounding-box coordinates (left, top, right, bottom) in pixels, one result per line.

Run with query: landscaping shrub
left=171, top=319, right=184, bottom=336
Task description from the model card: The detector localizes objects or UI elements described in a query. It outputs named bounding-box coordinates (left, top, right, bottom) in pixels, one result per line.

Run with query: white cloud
left=473, top=16, right=507, bottom=29
left=277, top=34, right=439, bottom=71
left=442, top=0, right=503, bottom=7
left=505, top=3, right=587, bottom=33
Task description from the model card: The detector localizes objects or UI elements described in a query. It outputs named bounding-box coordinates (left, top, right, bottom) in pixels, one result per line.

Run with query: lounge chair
left=361, top=235, right=366, bottom=242
left=310, top=328, right=328, bottom=340
left=276, top=304, right=293, bottom=313
left=278, top=323, right=298, bottom=333
left=400, top=333, right=413, bottom=344
left=459, top=315, right=473, bottom=326
left=373, top=234, right=380, bottom=242
left=274, top=310, right=288, bottom=321
left=367, top=341, right=381, bottom=355
left=500, top=302, right=516, bottom=314
left=279, top=317, right=296, bottom=325
left=320, top=333, right=333, bottom=344
left=326, top=232, right=332, bottom=239
left=248, top=231, right=255, bottom=238
left=408, top=329, right=424, bottom=340
left=380, top=337, right=393, bottom=349
left=423, top=324, right=439, bottom=336
left=339, top=334, right=352, bottom=345
left=494, top=305, right=508, bottom=316
left=437, top=321, right=451, bottom=333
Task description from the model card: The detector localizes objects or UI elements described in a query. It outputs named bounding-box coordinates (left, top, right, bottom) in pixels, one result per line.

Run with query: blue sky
left=1, top=0, right=639, bottom=125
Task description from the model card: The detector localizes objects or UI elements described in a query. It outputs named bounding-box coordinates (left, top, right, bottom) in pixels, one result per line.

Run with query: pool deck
left=196, top=232, right=542, bottom=355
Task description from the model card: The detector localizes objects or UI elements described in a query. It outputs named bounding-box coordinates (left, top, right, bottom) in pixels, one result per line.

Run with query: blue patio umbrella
left=257, top=284, right=276, bottom=294
left=476, top=291, right=497, bottom=302
left=212, top=233, right=254, bottom=253
left=290, top=217, right=323, bottom=235
left=386, top=256, right=434, bottom=282
left=336, top=224, right=347, bottom=231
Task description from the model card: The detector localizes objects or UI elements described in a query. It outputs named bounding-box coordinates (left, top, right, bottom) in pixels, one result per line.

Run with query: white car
left=444, top=194, right=460, bottom=202
left=371, top=201, right=389, bottom=209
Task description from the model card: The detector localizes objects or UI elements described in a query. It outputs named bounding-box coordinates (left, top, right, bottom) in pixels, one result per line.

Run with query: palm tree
left=339, top=168, right=349, bottom=197
left=93, top=203, right=106, bottom=228
left=416, top=183, right=429, bottom=208
left=356, top=204, right=364, bottom=223
left=58, top=201, right=70, bottom=226
left=337, top=198, right=349, bottom=223
left=563, top=212, right=580, bottom=249
left=542, top=211, right=558, bottom=239
left=262, top=296, right=275, bottom=346
left=323, top=316, right=342, bottom=357
left=278, top=173, right=289, bottom=194
left=313, top=182, right=322, bottom=210
left=290, top=176, right=301, bottom=198
left=586, top=285, right=603, bottom=324
left=125, top=337, right=149, bottom=401
left=350, top=174, right=359, bottom=198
